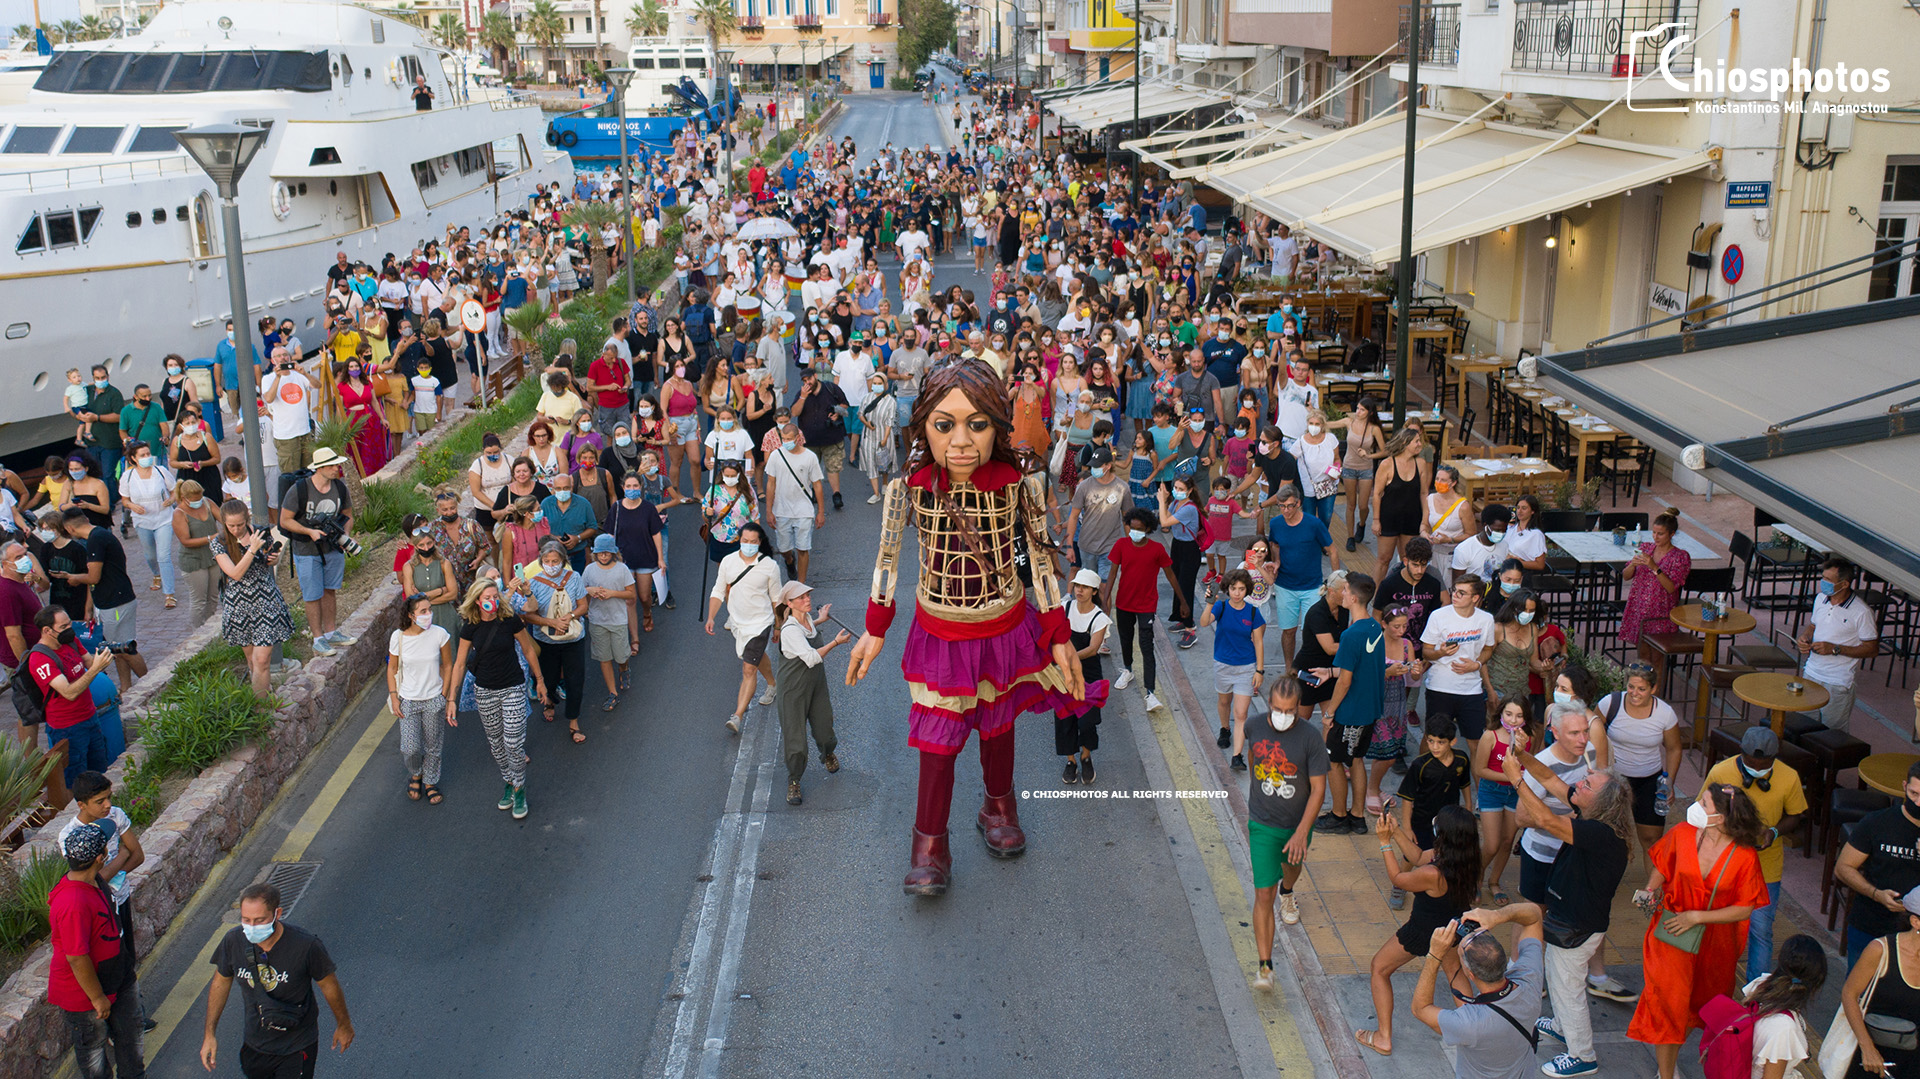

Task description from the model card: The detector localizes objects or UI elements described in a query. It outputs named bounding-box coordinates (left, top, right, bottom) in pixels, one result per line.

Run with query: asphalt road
left=129, top=81, right=1295, bottom=1079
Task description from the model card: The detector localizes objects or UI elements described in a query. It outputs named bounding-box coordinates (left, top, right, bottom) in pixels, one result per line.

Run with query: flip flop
left=602, top=694, right=619, bottom=712
left=1489, top=888, right=1513, bottom=909
left=570, top=725, right=587, bottom=743
left=543, top=705, right=556, bottom=723
left=1356, top=1030, right=1391, bottom=1057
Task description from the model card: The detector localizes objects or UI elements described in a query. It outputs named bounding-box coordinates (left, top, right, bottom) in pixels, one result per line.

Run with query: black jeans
left=1169, top=537, right=1202, bottom=628
left=536, top=637, right=587, bottom=721
left=61, top=977, right=145, bottom=1079
left=241, top=1043, right=317, bottom=1079
left=1115, top=609, right=1158, bottom=693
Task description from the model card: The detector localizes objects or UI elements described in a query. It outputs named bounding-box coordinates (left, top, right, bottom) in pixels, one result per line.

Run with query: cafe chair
left=1824, top=793, right=1893, bottom=926
left=1696, top=662, right=1759, bottom=740
left=1596, top=511, right=1649, bottom=533
left=1325, top=382, right=1359, bottom=410
left=1539, top=509, right=1592, bottom=532
left=1729, top=625, right=1798, bottom=672
left=1507, top=399, right=1541, bottom=457
left=1487, top=444, right=1527, bottom=458
left=1598, top=437, right=1656, bottom=506
left=1526, top=572, right=1579, bottom=632
left=1457, top=407, right=1477, bottom=446
left=1796, top=726, right=1874, bottom=851
left=1730, top=529, right=1815, bottom=618
left=1358, top=378, right=1393, bottom=402
left=1316, top=342, right=1348, bottom=370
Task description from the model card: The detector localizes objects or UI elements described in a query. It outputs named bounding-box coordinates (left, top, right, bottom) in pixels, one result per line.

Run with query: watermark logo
left=1625, top=22, right=1893, bottom=115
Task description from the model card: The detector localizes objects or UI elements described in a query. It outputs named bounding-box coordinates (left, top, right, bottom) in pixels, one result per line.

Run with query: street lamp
left=173, top=124, right=272, bottom=526
left=716, top=47, right=735, bottom=195
left=607, top=66, right=638, bottom=313
left=829, top=34, right=838, bottom=84
left=770, top=43, right=782, bottom=132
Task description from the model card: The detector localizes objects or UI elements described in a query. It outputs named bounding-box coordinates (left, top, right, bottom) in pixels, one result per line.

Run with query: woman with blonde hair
left=498, top=496, right=550, bottom=579
left=211, top=499, right=295, bottom=698
left=170, top=479, right=221, bottom=627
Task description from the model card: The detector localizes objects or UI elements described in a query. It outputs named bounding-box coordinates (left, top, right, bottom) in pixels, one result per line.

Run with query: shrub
left=0, top=850, right=67, bottom=952
left=0, top=737, right=56, bottom=830
left=119, top=758, right=163, bottom=829
left=141, top=661, right=276, bottom=777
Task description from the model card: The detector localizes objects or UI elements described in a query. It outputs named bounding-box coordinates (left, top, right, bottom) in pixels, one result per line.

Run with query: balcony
left=1510, top=0, right=1698, bottom=76
left=794, top=12, right=822, bottom=29
left=1228, top=0, right=1401, bottom=57
left=1398, top=4, right=1459, bottom=68
left=740, top=14, right=765, bottom=34
left=868, top=11, right=892, bottom=25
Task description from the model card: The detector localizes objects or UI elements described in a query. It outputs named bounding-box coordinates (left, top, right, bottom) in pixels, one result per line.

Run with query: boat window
left=79, top=207, right=102, bottom=239
left=412, top=160, right=438, bottom=191
left=127, top=126, right=185, bottom=153
left=61, top=126, right=124, bottom=154
left=70, top=53, right=127, bottom=92
left=631, top=57, right=655, bottom=69
left=43, top=211, right=79, bottom=249
left=2, top=126, right=60, bottom=154
left=165, top=53, right=221, bottom=92
left=15, top=217, right=43, bottom=254
left=310, top=146, right=341, bottom=165
left=269, top=50, right=331, bottom=90
left=657, top=56, right=680, bottom=68
left=119, top=53, right=175, bottom=92
left=213, top=52, right=271, bottom=91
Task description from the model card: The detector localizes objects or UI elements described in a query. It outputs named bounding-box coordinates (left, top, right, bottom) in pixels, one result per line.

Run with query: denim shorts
left=671, top=414, right=699, bottom=443
left=1476, top=778, right=1519, bottom=811
left=774, top=516, right=814, bottom=552
left=895, top=393, right=917, bottom=428
left=294, top=550, right=346, bottom=602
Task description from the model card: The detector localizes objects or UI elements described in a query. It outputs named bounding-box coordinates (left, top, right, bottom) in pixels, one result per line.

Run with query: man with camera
left=202, top=882, right=353, bottom=1078
left=53, top=508, right=143, bottom=688
left=261, top=347, right=316, bottom=479
left=1411, top=900, right=1545, bottom=1079
left=279, top=448, right=358, bottom=658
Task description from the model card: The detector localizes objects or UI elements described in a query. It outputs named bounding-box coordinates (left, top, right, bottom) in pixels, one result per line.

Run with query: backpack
left=1697, top=995, right=1760, bottom=1079
left=8, top=644, right=61, bottom=727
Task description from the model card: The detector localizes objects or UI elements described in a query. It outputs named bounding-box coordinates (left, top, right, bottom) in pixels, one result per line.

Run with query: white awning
left=727, top=43, right=852, bottom=65
left=1539, top=295, right=1920, bottom=599
left=1045, top=82, right=1233, bottom=134
left=1169, top=110, right=1715, bottom=268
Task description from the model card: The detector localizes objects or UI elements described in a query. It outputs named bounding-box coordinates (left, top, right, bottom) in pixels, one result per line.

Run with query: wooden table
left=1671, top=603, right=1760, bottom=742
left=1544, top=529, right=1720, bottom=565
left=1860, top=752, right=1920, bottom=797
left=1446, top=352, right=1520, bottom=422
left=1444, top=457, right=1567, bottom=501
left=1733, top=672, right=1830, bottom=737
left=1544, top=407, right=1622, bottom=489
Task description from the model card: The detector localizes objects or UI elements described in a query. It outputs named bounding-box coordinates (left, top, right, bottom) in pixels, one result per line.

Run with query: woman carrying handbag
left=1627, top=783, right=1772, bottom=1079
left=1830, top=887, right=1920, bottom=1078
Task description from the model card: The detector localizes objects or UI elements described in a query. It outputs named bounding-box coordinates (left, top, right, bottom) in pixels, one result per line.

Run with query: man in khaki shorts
left=583, top=535, right=637, bottom=707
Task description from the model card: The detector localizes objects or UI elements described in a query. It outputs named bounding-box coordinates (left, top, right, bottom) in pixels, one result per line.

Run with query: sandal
left=150, top=576, right=161, bottom=591
left=543, top=705, right=556, bottom=723
left=164, top=595, right=177, bottom=609
left=1365, top=794, right=1383, bottom=816
left=617, top=667, right=632, bottom=692
left=570, top=724, right=586, bottom=744
left=1356, top=1030, right=1391, bottom=1057
left=407, top=775, right=423, bottom=801
left=424, top=784, right=442, bottom=805
left=642, top=611, right=654, bottom=633
left=603, top=694, right=619, bottom=712
left=1488, top=888, right=1513, bottom=909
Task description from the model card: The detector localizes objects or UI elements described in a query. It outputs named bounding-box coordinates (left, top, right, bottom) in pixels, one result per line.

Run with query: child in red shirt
left=1100, top=507, right=1185, bottom=712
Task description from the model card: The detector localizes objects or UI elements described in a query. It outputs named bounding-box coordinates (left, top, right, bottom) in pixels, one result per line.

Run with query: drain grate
left=253, top=861, right=323, bottom=917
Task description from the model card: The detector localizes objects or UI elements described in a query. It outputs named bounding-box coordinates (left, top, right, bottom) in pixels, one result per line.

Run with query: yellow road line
left=273, top=708, right=395, bottom=863
left=135, top=707, right=395, bottom=1068
left=1146, top=697, right=1309, bottom=1074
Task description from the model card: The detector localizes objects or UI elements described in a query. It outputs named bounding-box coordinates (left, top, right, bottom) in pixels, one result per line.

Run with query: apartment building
left=728, top=0, right=899, bottom=88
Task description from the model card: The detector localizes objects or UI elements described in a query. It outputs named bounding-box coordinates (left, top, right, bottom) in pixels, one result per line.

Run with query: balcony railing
left=868, top=11, right=892, bottom=25
left=1511, top=0, right=1699, bottom=77
left=794, top=12, right=822, bottom=28
left=740, top=14, right=765, bottom=31
left=1397, top=4, right=1460, bottom=67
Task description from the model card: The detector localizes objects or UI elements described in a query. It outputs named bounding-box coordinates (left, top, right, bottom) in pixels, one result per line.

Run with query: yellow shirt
left=38, top=475, right=66, bottom=509
left=1701, top=757, right=1808, bottom=882
left=328, top=329, right=362, bottom=367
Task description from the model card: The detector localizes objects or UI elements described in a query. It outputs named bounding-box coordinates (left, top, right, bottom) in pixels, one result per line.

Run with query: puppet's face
left=926, top=387, right=995, bottom=483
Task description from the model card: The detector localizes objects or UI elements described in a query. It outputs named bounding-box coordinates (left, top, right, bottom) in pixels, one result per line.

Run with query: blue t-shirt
left=1169, top=499, right=1201, bottom=543
left=1188, top=202, right=1207, bottom=233
left=1201, top=338, right=1245, bottom=388
left=1332, top=616, right=1388, bottom=726
left=1267, top=513, right=1332, bottom=591
left=1210, top=599, right=1265, bottom=667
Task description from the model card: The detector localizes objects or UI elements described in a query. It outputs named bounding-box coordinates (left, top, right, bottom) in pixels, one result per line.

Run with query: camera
left=104, top=639, right=139, bottom=656
left=314, top=519, right=363, bottom=557
left=253, top=525, right=283, bottom=556
left=1455, top=918, right=1482, bottom=938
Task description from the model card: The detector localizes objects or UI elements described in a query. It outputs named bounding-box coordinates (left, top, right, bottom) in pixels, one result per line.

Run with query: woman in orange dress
left=1627, top=782, right=1771, bottom=1079
left=1009, top=360, right=1050, bottom=458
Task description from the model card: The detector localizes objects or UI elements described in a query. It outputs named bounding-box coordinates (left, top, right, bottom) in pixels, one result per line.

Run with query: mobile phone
left=1300, top=671, right=1323, bottom=687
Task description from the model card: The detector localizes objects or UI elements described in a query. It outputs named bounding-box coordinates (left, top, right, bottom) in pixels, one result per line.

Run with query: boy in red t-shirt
left=1203, top=475, right=1254, bottom=597
left=1101, top=508, right=1185, bottom=713
left=49, top=823, right=144, bottom=1077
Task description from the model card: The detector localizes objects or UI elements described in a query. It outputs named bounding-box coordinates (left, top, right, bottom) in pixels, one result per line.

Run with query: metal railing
left=1398, top=4, right=1461, bottom=67
left=1511, top=0, right=1698, bottom=76
left=0, top=153, right=198, bottom=195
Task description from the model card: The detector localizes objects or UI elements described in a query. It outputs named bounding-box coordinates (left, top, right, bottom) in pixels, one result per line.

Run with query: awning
left=727, top=43, right=852, bottom=65
left=1159, top=109, right=1715, bottom=268
left=1043, top=80, right=1233, bottom=134
left=1538, top=294, right=1920, bottom=598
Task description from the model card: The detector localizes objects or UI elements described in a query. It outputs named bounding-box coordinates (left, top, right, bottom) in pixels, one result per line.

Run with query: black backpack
left=8, top=644, right=60, bottom=726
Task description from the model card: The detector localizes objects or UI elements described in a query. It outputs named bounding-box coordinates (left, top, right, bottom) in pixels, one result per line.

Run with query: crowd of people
left=17, top=73, right=1920, bottom=1079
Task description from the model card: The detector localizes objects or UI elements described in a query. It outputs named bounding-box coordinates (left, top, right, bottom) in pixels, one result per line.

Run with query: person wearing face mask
left=387, top=592, right=454, bottom=806
left=1485, top=589, right=1550, bottom=708
left=115, top=440, right=177, bottom=608
left=1628, top=783, right=1770, bottom=1079
left=1592, top=661, right=1682, bottom=851
left=1699, top=727, right=1806, bottom=977
left=1795, top=554, right=1880, bottom=733
left=209, top=499, right=295, bottom=697
left=509, top=540, right=590, bottom=742
left=539, top=473, right=599, bottom=573
left=1064, top=447, right=1127, bottom=585
left=334, top=351, right=391, bottom=477
left=202, top=882, right=353, bottom=1078
left=1157, top=480, right=1206, bottom=649
left=1102, top=508, right=1185, bottom=714
left=1449, top=503, right=1512, bottom=589
left=49, top=823, right=146, bottom=1079
left=1244, top=676, right=1331, bottom=984
left=1835, top=759, right=1920, bottom=970
left=400, top=520, right=461, bottom=637
left=1620, top=510, right=1690, bottom=657
left=448, top=576, right=547, bottom=819
left=1289, top=407, right=1340, bottom=527
left=706, top=521, right=785, bottom=735
left=169, top=481, right=221, bottom=629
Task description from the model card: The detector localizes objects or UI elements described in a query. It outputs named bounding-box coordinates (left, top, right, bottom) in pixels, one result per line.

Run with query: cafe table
left=1859, top=752, right=1920, bottom=797
left=1733, top=671, right=1830, bottom=737
left=1446, top=352, right=1520, bottom=420
left=1546, top=407, right=1623, bottom=489
left=1544, top=529, right=1719, bottom=565
left=1669, top=603, right=1760, bottom=743
left=1445, top=456, right=1567, bottom=501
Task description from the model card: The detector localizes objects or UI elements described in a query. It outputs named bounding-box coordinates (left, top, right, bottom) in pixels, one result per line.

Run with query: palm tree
left=53, top=19, right=82, bottom=42
left=560, top=202, right=620, bottom=295
left=691, top=0, right=736, bottom=97
left=591, top=0, right=605, bottom=72
left=10, top=23, right=33, bottom=42
left=521, top=0, right=566, bottom=82
left=77, top=14, right=108, bottom=39
left=626, top=0, right=667, bottom=38
left=389, top=2, right=423, bottom=28
left=480, top=11, right=516, bottom=75
left=503, top=302, right=552, bottom=361
left=431, top=12, right=466, bottom=49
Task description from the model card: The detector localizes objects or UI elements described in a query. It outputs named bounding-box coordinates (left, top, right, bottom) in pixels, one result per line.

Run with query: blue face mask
left=93, top=378, right=107, bottom=389
left=1500, top=581, right=1520, bottom=595
left=12, top=557, right=31, bottom=575
left=615, top=435, right=633, bottom=447
left=553, top=490, right=572, bottom=504
left=1818, top=580, right=1837, bottom=597
left=1552, top=689, right=1573, bottom=706
left=1172, top=489, right=1189, bottom=501
left=530, top=511, right=544, bottom=524
left=739, top=542, right=760, bottom=557
left=241, top=920, right=275, bottom=945
left=719, top=420, right=736, bottom=431
left=1128, top=529, right=1146, bottom=543
left=1517, top=611, right=1534, bottom=625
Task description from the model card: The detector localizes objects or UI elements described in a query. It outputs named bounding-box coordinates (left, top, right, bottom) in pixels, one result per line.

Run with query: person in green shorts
left=1245, top=675, right=1330, bottom=988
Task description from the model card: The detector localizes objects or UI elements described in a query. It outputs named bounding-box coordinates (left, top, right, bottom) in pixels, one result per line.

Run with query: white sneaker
left=1279, top=893, right=1301, bottom=925
left=1252, top=964, right=1274, bottom=990
left=724, top=714, right=741, bottom=734
left=866, top=493, right=880, bottom=504
left=756, top=688, right=775, bottom=706
left=1112, top=669, right=1134, bottom=691
left=1143, top=691, right=1163, bottom=712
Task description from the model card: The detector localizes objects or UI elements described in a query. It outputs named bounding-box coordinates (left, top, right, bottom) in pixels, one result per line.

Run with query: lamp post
left=829, top=34, right=838, bottom=84
left=771, top=43, right=782, bottom=133
left=717, top=47, right=735, bottom=194
left=173, top=124, right=272, bottom=526
left=607, top=66, right=638, bottom=313
left=1131, top=0, right=1140, bottom=207
left=1391, top=0, right=1421, bottom=424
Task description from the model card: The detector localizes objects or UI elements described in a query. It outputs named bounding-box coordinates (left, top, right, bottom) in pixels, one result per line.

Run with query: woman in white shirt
left=387, top=592, right=455, bottom=805
left=704, top=407, right=755, bottom=476
left=1506, top=493, right=1550, bottom=571
left=1290, top=407, right=1342, bottom=528
left=118, top=441, right=178, bottom=605
left=772, top=581, right=852, bottom=806
left=1594, top=662, right=1683, bottom=848
left=1733, top=936, right=1825, bottom=1079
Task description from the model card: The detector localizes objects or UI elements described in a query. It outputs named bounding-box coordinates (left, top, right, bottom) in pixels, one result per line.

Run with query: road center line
left=697, top=760, right=775, bottom=1079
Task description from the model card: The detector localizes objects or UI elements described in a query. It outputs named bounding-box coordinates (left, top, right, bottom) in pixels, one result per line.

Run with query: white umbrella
left=737, top=216, right=799, bottom=241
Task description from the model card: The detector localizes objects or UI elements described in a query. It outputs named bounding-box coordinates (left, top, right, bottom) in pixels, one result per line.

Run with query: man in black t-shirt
left=1228, top=427, right=1303, bottom=536
left=203, top=882, right=352, bottom=1076
left=1838, top=760, right=1920, bottom=968
left=1374, top=537, right=1446, bottom=642
left=279, top=449, right=357, bottom=656
left=1506, top=750, right=1632, bottom=1074
left=58, top=509, right=143, bottom=684
left=792, top=370, right=848, bottom=508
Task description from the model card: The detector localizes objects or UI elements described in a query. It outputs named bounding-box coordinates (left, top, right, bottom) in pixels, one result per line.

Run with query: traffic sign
left=1721, top=244, right=1744, bottom=285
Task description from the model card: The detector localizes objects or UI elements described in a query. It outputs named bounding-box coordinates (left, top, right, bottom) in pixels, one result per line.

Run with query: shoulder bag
left=774, top=449, right=818, bottom=508
left=1652, top=848, right=1731, bottom=955
left=699, top=489, right=745, bottom=543
left=1820, top=935, right=1891, bottom=1078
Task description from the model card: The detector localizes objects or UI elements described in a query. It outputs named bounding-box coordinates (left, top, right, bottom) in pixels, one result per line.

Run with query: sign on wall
left=1725, top=181, right=1772, bottom=208
left=1648, top=281, right=1687, bottom=316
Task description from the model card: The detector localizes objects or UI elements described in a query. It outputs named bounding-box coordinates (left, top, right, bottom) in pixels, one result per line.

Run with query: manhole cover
left=254, top=861, right=323, bottom=916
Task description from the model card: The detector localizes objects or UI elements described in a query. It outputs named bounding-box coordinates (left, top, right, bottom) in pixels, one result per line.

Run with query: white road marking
left=698, top=760, right=775, bottom=1078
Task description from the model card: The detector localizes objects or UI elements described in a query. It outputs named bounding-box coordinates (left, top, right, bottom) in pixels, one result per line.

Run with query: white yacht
left=0, top=0, right=572, bottom=453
